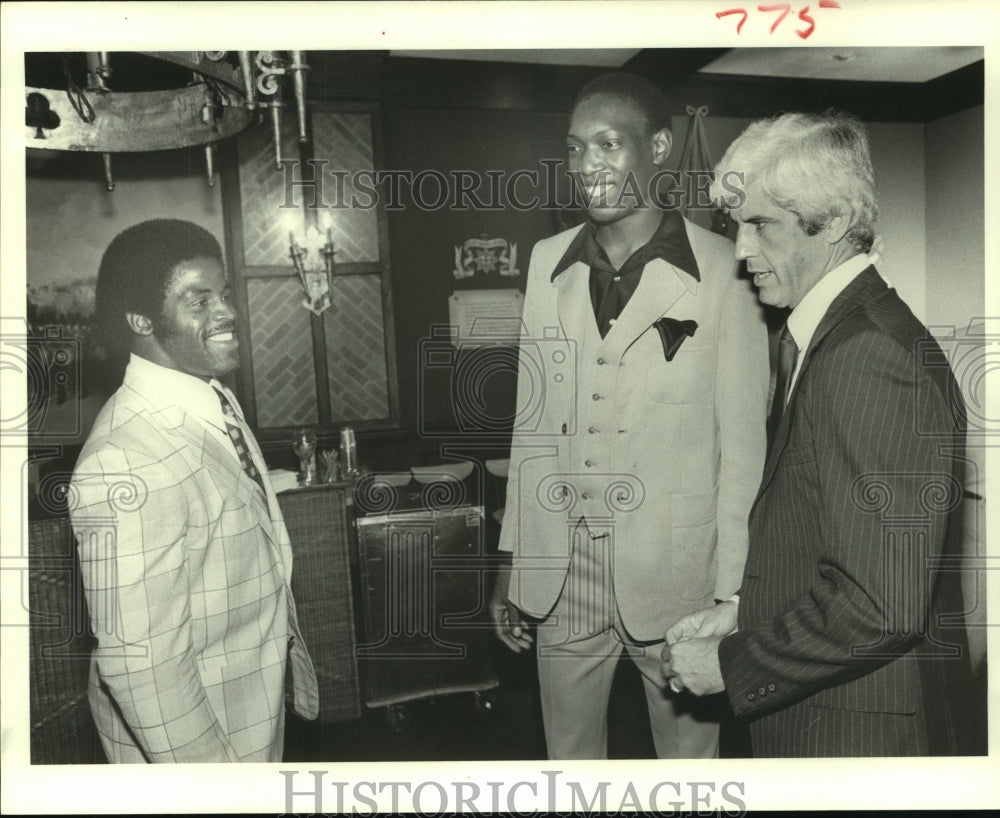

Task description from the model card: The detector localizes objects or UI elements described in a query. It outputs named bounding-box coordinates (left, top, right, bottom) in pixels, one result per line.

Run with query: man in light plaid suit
left=70, top=219, right=319, bottom=762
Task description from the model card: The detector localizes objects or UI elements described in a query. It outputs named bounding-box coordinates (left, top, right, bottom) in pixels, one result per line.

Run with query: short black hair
left=95, top=218, right=223, bottom=353
left=572, top=72, right=672, bottom=135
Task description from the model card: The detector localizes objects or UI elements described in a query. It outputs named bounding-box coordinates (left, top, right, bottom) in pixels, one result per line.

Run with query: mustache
left=207, top=322, right=237, bottom=334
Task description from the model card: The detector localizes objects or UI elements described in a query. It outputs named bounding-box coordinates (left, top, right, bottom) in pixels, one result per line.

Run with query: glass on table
left=291, top=428, right=317, bottom=486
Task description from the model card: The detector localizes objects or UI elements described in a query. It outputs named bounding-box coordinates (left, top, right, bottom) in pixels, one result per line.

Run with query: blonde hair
left=710, top=110, right=877, bottom=252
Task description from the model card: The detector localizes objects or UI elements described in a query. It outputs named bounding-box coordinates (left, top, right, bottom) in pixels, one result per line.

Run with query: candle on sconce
left=282, top=208, right=303, bottom=252
left=322, top=212, right=334, bottom=247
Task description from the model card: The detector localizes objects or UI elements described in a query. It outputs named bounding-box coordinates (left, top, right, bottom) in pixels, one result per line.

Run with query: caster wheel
left=385, top=704, right=408, bottom=732
left=473, top=691, right=497, bottom=716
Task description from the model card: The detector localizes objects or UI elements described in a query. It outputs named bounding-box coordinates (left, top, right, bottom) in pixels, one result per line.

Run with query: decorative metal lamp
left=288, top=216, right=336, bottom=315
left=24, top=51, right=310, bottom=190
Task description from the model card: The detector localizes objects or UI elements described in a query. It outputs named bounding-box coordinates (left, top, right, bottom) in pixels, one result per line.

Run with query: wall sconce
left=288, top=216, right=335, bottom=315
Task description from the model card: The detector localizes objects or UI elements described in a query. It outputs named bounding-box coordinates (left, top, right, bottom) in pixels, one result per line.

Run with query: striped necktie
left=213, top=385, right=267, bottom=497
left=767, top=324, right=798, bottom=453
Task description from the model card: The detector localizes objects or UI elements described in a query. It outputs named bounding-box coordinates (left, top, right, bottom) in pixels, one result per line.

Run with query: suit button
left=588, top=426, right=598, bottom=434
left=581, top=491, right=592, bottom=500
left=767, top=683, right=776, bottom=692
left=585, top=459, right=596, bottom=467
left=597, top=357, right=607, bottom=365
left=592, top=393, right=602, bottom=401
left=746, top=692, right=755, bottom=701
left=758, top=687, right=766, bottom=696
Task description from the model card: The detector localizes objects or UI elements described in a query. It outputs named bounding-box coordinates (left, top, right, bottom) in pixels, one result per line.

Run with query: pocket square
left=653, top=317, right=698, bottom=361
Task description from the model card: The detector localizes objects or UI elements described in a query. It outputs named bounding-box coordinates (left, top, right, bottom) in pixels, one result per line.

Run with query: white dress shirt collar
left=123, top=355, right=282, bottom=527
left=786, top=249, right=880, bottom=390
left=124, top=353, right=228, bottom=431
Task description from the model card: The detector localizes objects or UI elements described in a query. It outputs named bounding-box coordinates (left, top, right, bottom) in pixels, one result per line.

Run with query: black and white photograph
left=1, top=1, right=996, bottom=813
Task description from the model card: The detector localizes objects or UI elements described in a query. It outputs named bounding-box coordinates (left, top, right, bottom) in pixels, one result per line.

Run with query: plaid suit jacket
left=718, top=268, right=976, bottom=756
left=70, top=361, right=319, bottom=762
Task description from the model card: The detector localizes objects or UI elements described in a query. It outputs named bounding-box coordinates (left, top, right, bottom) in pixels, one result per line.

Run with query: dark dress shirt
left=551, top=210, right=701, bottom=337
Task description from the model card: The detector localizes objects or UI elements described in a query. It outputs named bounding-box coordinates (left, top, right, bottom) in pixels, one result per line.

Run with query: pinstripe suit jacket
left=70, top=358, right=319, bottom=762
left=718, top=268, right=975, bottom=756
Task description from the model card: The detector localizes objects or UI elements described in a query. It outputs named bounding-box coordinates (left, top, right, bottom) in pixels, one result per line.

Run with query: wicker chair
left=28, top=517, right=106, bottom=764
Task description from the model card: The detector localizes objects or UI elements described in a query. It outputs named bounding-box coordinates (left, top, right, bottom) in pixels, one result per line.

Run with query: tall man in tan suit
left=490, top=73, right=768, bottom=759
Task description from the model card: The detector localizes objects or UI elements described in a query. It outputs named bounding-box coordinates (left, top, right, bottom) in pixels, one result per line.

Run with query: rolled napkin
left=268, top=469, right=300, bottom=494
left=410, top=462, right=475, bottom=483
left=485, top=458, right=509, bottom=478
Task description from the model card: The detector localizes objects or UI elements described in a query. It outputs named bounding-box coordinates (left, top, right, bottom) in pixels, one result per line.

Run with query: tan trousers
left=534, top=527, right=722, bottom=759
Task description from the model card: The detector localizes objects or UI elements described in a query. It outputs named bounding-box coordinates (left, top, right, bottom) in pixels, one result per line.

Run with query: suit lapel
left=555, top=257, right=695, bottom=360
left=603, top=257, right=695, bottom=358
left=792, top=266, right=886, bottom=400
left=174, top=412, right=277, bottom=542
left=555, top=260, right=595, bottom=343
left=753, top=267, right=887, bottom=505
left=120, top=367, right=281, bottom=552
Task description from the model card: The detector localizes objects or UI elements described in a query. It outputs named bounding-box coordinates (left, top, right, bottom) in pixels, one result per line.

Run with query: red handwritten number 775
left=717, top=1, right=841, bottom=39
left=757, top=3, right=792, bottom=33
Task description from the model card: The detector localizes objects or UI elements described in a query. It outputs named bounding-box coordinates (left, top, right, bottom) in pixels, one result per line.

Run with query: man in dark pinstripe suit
left=660, top=111, right=981, bottom=756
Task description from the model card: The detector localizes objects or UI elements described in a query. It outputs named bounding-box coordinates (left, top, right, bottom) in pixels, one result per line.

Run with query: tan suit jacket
left=499, top=220, right=768, bottom=639
left=70, top=360, right=318, bottom=762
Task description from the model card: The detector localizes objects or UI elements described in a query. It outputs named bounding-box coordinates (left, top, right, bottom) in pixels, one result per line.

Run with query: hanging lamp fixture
left=24, top=50, right=310, bottom=191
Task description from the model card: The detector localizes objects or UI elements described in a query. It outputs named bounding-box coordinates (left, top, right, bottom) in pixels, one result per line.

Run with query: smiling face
left=731, top=184, right=845, bottom=310
left=144, top=257, right=239, bottom=379
left=567, top=93, right=668, bottom=225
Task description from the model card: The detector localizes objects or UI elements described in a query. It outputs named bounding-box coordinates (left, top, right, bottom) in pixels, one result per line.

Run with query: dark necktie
left=213, top=386, right=267, bottom=497
left=767, top=324, right=798, bottom=452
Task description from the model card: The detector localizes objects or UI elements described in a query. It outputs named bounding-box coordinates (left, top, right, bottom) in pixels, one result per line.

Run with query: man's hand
left=661, top=636, right=726, bottom=696
left=489, top=562, right=533, bottom=653
left=665, top=600, right=738, bottom=645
